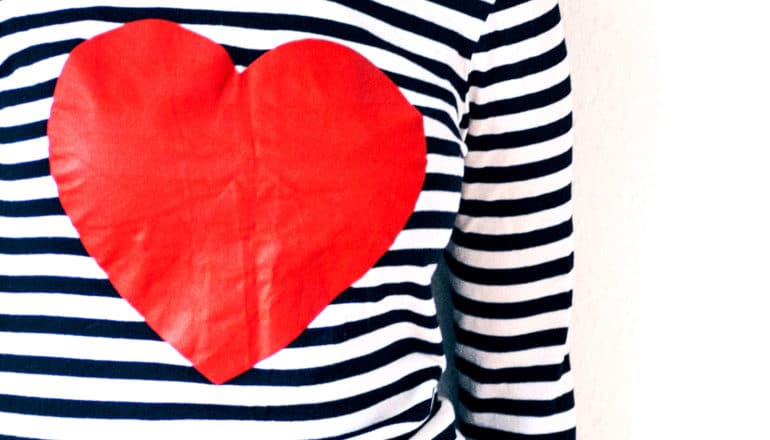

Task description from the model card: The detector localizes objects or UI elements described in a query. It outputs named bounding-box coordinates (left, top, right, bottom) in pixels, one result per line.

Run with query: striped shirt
left=0, top=1, right=575, bottom=438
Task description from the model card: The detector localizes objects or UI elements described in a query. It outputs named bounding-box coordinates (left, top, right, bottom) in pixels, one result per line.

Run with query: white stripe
left=390, top=228, right=452, bottom=251
left=232, top=321, right=443, bottom=370
left=0, top=137, right=51, bottom=165
left=448, top=236, right=573, bottom=269
left=458, top=368, right=573, bottom=401
left=0, top=98, right=53, bottom=127
left=449, top=271, right=573, bottom=303
left=0, top=175, right=59, bottom=201
left=456, top=343, right=568, bottom=369
left=453, top=201, right=572, bottom=234
left=352, top=264, right=437, bottom=288
left=454, top=308, right=571, bottom=337
left=0, top=321, right=442, bottom=370
left=0, top=253, right=106, bottom=278
left=0, top=293, right=142, bottom=322
left=414, top=190, right=461, bottom=212
left=0, top=215, right=79, bottom=238
left=0, top=332, right=191, bottom=365
left=426, top=153, right=464, bottom=176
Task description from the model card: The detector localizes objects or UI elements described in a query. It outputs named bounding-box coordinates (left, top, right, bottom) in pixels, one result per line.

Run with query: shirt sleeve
left=445, top=0, right=576, bottom=438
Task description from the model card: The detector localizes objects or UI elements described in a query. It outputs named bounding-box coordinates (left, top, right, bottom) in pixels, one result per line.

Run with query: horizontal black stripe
left=0, top=237, right=87, bottom=255
left=445, top=252, right=573, bottom=285
left=333, top=282, right=433, bottom=304
left=0, top=367, right=440, bottom=420
left=0, top=315, right=160, bottom=341
left=0, top=435, right=39, bottom=440
left=0, top=39, right=82, bottom=79
left=463, top=148, right=571, bottom=183
left=459, top=112, right=469, bottom=131
left=459, top=388, right=574, bottom=417
left=0, top=7, right=468, bottom=95
left=450, top=219, right=572, bottom=251
left=451, top=290, right=572, bottom=320
left=478, top=5, right=561, bottom=50
left=465, top=112, right=572, bottom=151
left=455, top=327, right=567, bottom=353
left=321, top=398, right=435, bottom=440
left=0, top=197, right=64, bottom=217
left=469, top=77, right=571, bottom=119
left=426, top=137, right=464, bottom=157
left=220, top=44, right=266, bottom=67
left=0, top=79, right=56, bottom=111
left=0, top=275, right=118, bottom=297
left=375, top=248, right=444, bottom=268
left=291, top=309, right=439, bottom=347
left=455, top=355, right=571, bottom=384
left=422, top=173, right=463, bottom=192
left=404, top=211, right=458, bottom=230
left=420, top=0, right=489, bottom=20
left=460, top=423, right=576, bottom=440
left=0, top=158, right=50, bottom=180
left=494, top=0, right=532, bottom=9
left=0, top=309, right=437, bottom=347
left=0, top=279, right=432, bottom=305
left=469, top=41, right=567, bottom=88
left=0, top=338, right=443, bottom=385
left=0, top=119, right=46, bottom=144
left=458, top=184, right=571, bottom=217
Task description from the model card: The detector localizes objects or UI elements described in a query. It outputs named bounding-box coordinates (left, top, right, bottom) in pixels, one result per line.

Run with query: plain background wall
left=560, top=1, right=770, bottom=438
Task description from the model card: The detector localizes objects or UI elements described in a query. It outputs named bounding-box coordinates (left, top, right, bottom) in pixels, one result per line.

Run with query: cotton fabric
left=0, top=1, right=576, bottom=438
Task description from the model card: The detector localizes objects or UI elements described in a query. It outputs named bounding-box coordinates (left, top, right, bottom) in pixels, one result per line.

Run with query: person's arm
left=445, top=0, right=576, bottom=438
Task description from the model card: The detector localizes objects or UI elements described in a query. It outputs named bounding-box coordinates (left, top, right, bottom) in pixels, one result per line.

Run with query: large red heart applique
left=48, top=19, right=426, bottom=384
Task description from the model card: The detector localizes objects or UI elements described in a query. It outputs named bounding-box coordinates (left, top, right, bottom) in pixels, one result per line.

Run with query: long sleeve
left=445, top=0, right=576, bottom=438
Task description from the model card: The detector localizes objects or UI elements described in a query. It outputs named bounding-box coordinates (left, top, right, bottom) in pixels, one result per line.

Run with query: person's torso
left=0, top=2, right=493, bottom=438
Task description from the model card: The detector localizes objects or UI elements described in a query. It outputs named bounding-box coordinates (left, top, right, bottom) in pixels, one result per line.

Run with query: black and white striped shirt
left=0, top=1, right=575, bottom=438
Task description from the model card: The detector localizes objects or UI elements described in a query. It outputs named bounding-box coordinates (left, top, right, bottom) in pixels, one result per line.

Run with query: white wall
left=561, top=1, right=770, bottom=438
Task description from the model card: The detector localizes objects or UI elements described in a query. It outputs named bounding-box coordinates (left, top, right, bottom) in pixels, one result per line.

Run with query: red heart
left=48, top=19, right=425, bottom=384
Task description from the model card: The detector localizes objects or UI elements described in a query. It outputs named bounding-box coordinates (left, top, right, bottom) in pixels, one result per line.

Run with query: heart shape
left=48, top=19, right=425, bottom=384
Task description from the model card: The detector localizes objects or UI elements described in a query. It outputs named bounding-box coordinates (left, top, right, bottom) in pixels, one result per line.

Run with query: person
left=0, top=1, right=576, bottom=438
